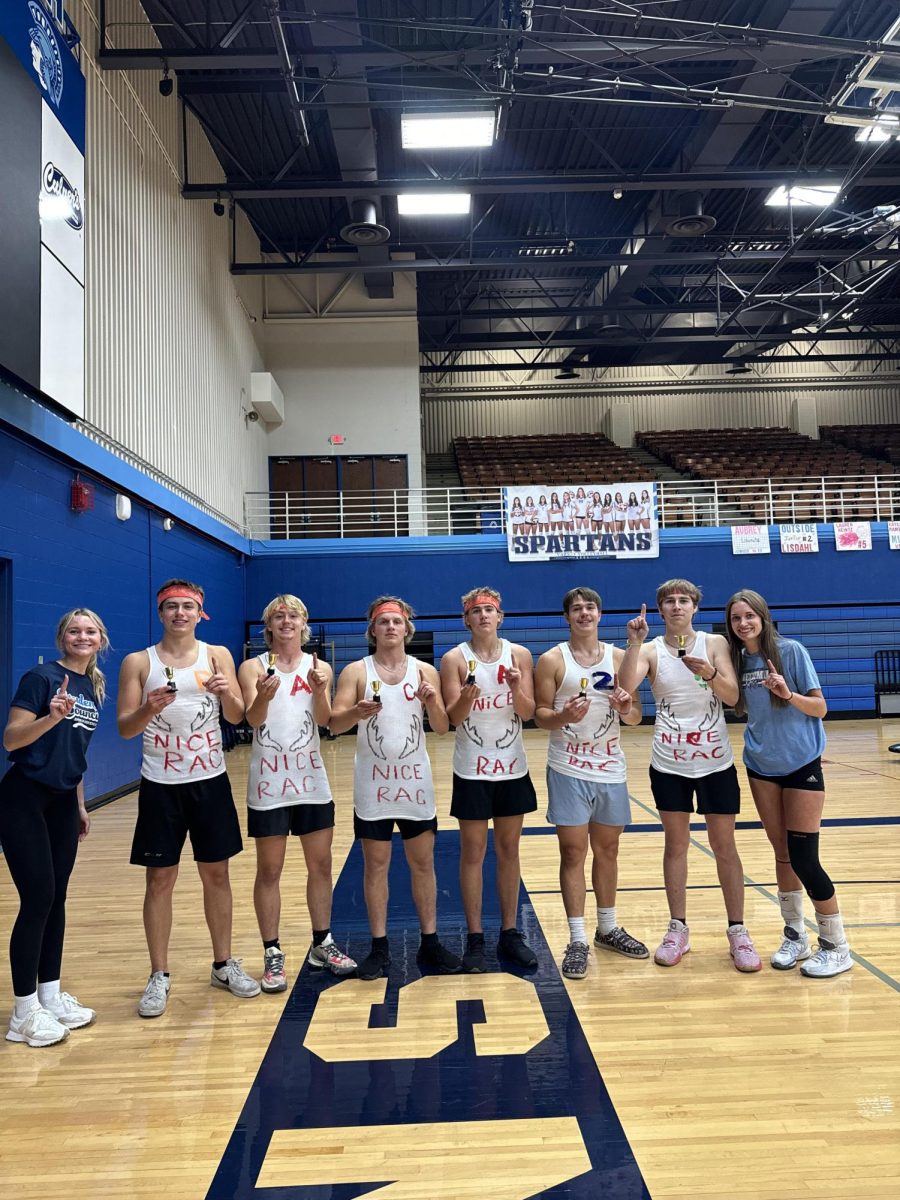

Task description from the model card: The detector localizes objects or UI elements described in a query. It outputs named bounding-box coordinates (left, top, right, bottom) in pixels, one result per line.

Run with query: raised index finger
left=210, top=655, right=220, bottom=675
left=640, top=603, right=647, bottom=620
left=312, top=653, right=319, bottom=670
left=58, top=673, right=70, bottom=694
left=613, top=672, right=619, bottom=690
left=766, top=659, right=777, bottom=673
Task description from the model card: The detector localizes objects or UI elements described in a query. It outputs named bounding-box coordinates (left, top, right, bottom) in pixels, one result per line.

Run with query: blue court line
left=522, top=814, right=900, bottom=834
left=527, top=880, right=900, bottom=894
left=627, top=793, right=900, bottom=995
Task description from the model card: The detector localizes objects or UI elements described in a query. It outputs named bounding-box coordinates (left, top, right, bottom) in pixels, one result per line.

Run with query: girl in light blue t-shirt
left=726, top=589, right=852, bottom=981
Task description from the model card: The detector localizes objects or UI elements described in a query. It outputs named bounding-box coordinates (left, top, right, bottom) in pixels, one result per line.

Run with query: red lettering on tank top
left=163, top=751, right=183, bottom=773
left=376, top=785, right=428, bottom=805
left=475, top=756, right=519, bottom=776
left=371, top=763, right=424, bottom=781
left=403, top=682, right=417, bottom=700
left=291, top=675, right=312, bottom=696
left=497, top=665, right=507, bottom=684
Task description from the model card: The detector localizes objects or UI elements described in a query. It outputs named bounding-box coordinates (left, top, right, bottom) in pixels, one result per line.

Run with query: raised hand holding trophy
left=164, top=666, right=177, bottom=692
left=466, top=658, right=477, bottom=686
left=266, top=651, right=276, bottom=676
left=371, top=679, right=382, bottom=706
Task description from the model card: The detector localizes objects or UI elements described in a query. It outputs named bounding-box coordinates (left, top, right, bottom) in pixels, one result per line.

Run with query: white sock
left=37, top=980, right=60, bottom=1008
left=567, top=916, right=587, bottom=945
left=596, top=906, right=617, bottom=936
left=778, top=890, right=805, bottom=935
left=14, top=992, right=41, bottom=1020
left=817, top=911, right=847, bottom=948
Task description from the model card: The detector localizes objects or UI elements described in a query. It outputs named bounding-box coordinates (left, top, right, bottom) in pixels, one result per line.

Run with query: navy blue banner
left=0, top=0, right=85, bottom=153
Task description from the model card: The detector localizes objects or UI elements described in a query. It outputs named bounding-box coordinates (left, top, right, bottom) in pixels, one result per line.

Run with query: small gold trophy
left=677, top=635, right=687, bottom=658
left=371, top=679, right=382, bottom=705
left=164, top=665, right=177, bottom=692
left=466, top=658, right=477, bottom=686
left=266, top=651, right=276, bottom=677
left=578, top=676, right=589, bottom=699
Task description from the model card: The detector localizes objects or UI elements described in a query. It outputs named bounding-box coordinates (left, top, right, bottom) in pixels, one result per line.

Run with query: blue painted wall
left=0, top=421, right=246, bottom=801
left=246, top=531, right=900, bottom=715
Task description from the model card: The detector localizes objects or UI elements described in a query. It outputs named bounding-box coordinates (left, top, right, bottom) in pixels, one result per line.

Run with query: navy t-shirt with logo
left=7, top=662, right=99, bottom=790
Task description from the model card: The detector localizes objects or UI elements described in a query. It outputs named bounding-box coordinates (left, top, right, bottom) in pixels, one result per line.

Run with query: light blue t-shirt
left=740, top=639, right=825, bottom=776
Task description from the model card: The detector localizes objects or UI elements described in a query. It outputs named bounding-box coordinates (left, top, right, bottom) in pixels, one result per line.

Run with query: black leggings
left=0, top=767, right=80, bottom=995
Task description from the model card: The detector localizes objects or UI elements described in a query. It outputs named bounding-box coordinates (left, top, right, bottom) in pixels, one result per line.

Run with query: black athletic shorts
left=649, top=763, right=741, bottom=816
left=130, top=772, right=243, bottom=866
left=745, top=757, right=825, bottom=793
left=353, top=814, right=438, bottom=841
left=450, top=772, right=538, bottom=821
left=248, top=800, right=336, bottom=838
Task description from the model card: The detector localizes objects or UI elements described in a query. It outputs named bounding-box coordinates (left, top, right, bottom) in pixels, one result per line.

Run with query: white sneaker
left=6, top=1006, right=69, bottom=1047
left=770, top=926, right=811, bottom=970
left=211, top=958, right=261, bottom=998
left=138, top=971, right=170, bottom=1018
left=800, top=939, right=853, bottom=978
left=44, top=991, right=95, bottom=1029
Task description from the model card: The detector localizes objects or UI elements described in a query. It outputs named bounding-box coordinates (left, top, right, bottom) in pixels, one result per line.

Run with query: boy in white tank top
left=440, top=587, right=538, bottom=973
left=118, top=579, right=260, bottom=1018
left=238, top=594, right=356, bottom=993
left=619, top=579, right=761, bottom=973
left=330, top=596, right=461, bottom=981
left=534, top=587, right=647, bottom=981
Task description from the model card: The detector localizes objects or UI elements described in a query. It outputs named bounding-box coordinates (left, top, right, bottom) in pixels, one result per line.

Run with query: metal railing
left=243, top=473, right=900, bottom=540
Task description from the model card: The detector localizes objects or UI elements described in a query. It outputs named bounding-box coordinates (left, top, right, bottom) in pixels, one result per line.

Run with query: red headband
left=371, top=602, right=406, bottom=621
left=157, top=586, right=210, bottom=620
left=464, top=593, right=500, bottom=613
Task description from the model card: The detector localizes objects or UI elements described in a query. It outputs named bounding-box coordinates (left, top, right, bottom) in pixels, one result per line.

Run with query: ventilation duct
left=664, top=192, right=717, bottom=237
left=340, top=199, right=390, bottom=246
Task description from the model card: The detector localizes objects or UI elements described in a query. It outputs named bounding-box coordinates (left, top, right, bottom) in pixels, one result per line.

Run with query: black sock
left=212, top=960, right=227, bottom=971
left=371, top=935, right=389, bottom=955
left=420, top=931, right=438, bottom=948
left=312, top=929, right=329, bottom=947
left=672, top=918, right=686, bottom=926
left=263, top=938, right=280, bottom=951
left=500, top=927, right=517, bottom=937
left=163, top=972, right=170, bottom=979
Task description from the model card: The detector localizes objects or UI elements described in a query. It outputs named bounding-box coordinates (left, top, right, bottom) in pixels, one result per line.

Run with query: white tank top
left=247, top=652, right=332, bottom=810
left=451, top=640, right=527, bottom=780
left=547, top=642, right=626, bottom=782
left=141, top=642, right=225, bottom=783
left=650, top=632, right=733, bottom=777
left=353, top=656, right=435, bottom=821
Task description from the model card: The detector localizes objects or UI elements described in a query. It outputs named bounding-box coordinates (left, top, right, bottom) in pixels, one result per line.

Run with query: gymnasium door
left=267, top=455, right=407, bottom=539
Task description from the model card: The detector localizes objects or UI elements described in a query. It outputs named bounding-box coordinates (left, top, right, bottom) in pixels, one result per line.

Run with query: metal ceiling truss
left=102, top=1, right=900, bottom=368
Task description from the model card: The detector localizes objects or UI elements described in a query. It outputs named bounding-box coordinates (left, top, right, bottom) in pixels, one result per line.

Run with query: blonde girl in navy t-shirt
left=0, top=608, right=108, bottom=1046
left=726, top=589, right=852, bottom=979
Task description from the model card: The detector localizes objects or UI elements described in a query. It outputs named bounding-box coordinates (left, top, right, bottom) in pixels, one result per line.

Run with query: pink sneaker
left=727, top=924, right=762, bottom=972
left=654, top=919, right=690, bottom=966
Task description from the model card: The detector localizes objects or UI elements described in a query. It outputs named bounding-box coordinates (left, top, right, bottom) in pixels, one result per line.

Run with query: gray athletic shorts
left=546, top=767, right=631, bottom=827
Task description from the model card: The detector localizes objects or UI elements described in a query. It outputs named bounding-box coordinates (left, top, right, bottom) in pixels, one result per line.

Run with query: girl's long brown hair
left=724, top=589, right=788, bottom=716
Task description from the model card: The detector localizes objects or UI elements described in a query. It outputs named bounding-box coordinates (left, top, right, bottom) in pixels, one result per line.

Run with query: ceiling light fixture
left=397, top=192, right=471, bottom=216
left=401, top=109, right=497, bottom=150
left=555, top=366, right=580, bottom=380
left=764, top=184, right=840, bottom=208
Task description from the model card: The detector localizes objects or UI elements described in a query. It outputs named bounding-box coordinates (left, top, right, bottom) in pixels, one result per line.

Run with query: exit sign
left=328, top=434, right=346, bottom=445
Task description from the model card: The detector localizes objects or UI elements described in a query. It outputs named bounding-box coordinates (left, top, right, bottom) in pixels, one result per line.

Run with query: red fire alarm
left=70, top=475, right=95, bottom=513
left=328, top=434, right=346, bottom=446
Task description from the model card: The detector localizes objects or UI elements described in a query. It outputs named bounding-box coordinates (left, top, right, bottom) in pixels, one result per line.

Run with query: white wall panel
left=423, top=355, right=900, bottom=451
left=67, top=0, right=267, bottom=525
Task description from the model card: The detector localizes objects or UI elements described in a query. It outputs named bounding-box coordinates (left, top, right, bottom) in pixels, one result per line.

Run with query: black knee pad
left=786, top=830, right=834, bottom=903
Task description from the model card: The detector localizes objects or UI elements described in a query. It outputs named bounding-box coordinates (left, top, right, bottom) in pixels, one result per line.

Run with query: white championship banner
left=505, top=481, right=659, bottom=562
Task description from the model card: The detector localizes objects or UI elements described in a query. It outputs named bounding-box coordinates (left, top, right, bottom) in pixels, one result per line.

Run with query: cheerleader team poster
left=504, top=482, right=660, bottom=562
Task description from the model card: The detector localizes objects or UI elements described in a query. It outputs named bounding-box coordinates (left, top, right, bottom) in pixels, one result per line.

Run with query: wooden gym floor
left=1, top=719, right=899, bottom=1199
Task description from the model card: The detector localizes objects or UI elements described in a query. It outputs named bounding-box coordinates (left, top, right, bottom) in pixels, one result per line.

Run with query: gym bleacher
left=454, top=433, right=651, bottom=500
